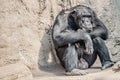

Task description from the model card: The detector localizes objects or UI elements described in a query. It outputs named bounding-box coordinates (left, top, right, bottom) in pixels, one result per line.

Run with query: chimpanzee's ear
left=70, top=10, right=77, bottom=22
left=92, top=11, right=97, bottom=19
left=91, top=10, right=97, bottom=27
left=71, top=10, right=77, bottom=17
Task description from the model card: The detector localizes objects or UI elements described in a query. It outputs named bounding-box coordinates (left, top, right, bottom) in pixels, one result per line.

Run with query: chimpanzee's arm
left=53, top=24, right=92, bottom=48
left=89, top=19, right=108, bottom=40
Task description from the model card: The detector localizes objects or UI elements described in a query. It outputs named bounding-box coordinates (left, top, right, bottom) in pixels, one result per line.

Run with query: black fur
left=52, top=5, right=113, bottom=72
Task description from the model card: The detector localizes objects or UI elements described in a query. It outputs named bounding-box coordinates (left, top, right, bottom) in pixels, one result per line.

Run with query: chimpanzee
left=52, top=5, right=114, bottom=75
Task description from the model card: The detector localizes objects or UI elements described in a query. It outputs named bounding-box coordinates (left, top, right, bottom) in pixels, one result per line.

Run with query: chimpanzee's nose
left=87, top=30, right=91, bottom=33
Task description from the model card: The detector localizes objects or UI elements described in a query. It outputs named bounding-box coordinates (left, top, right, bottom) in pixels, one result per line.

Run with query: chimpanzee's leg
left=93, top=37, right=114, bottom=69
left=82, top=51, right=97, bottom=68
left=62, top=45, right=78, bottom=72
left=62, top=44, right=89, bottom=72
left=79, top=41, right=97, bottom=68
left=82, top=37, right=114, bottom=69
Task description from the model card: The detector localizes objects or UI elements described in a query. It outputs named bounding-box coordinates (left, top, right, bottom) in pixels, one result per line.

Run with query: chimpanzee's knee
left=93, top=37, right=104, bottom=45
left=63, top=45, right=78, bottom=72
left=93, top=37, right=106, bottom=51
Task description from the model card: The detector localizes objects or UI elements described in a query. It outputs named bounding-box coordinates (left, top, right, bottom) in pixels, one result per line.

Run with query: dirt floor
left=33, top=58, right=120, bottom=80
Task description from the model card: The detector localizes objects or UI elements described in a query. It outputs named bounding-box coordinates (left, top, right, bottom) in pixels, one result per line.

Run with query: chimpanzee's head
left=70, top=5, right=96, bottom=32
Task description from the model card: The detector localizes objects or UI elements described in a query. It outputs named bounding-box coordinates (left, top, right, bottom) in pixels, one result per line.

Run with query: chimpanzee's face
left=77, top=14, right=93, bottom=32
left=77, top=8, right=93, bottom=30
left=73, top=7, right=94, bottom=32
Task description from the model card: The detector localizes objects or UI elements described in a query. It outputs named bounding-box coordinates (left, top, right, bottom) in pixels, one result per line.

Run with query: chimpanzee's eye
left=82, top=15, right=92, bottom=17
left=87, top=15, right=92, bottom=17
left=82, top=20, right=84, bottom=23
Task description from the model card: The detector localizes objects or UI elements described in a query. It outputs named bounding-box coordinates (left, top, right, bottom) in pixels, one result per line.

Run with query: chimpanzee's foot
left=65, top=69, right=87, bottom=76
left=78, top=58, right=88, bottom=69
left=102, top=61, right=114, bottom=70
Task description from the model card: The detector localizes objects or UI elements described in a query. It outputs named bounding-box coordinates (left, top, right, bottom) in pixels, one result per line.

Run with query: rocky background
left=0, top=0, right=120, bottom=80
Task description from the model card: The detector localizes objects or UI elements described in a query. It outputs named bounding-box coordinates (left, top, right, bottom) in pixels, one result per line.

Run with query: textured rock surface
left=112, top=61, right=120, bottom=71
left=0, top=62, right=33, bottom=80
left=0, top=0, right=120, bottom=80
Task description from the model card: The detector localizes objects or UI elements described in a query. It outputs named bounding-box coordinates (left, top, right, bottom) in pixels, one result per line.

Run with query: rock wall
left=0, top=0, right=120, bottom=73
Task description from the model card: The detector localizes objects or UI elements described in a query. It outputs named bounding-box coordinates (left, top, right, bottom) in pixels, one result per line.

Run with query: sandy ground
left=33, top=58, right=120, bottom=80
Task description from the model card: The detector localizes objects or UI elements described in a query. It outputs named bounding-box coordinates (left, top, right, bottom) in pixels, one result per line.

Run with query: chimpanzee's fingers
left=90, top=48, right=94, bottom=54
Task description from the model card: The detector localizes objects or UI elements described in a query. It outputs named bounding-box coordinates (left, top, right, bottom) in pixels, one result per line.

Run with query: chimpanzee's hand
left=86, top=44, right=94, bottom=54
left=77, top=29, right=94, bottom=54
left=85, top=35, right=94, bottom=54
